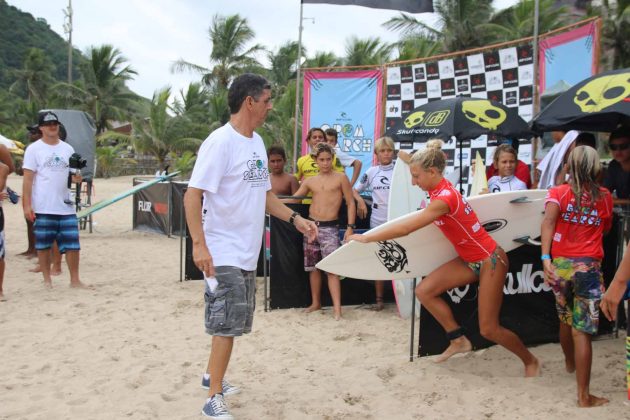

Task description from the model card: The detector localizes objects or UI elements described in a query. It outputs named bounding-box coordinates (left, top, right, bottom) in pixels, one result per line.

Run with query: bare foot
left=51, top=268, right=62, bottom=276
left=434, top=336, right=472, bottom=363
left=524, top=357, right=541, bottom=377
left=44, top=281, right=53, bottom=289
left=565, top=359, right=575, bottom=373
left=29, top=265, right=42, bottom=273
left=0, top=293, right=6, bottom=302
left=370, top=298, right=384, bottom=311
left=18, top=250, right=36, bottom=258
left=69, top=281, right=87, bottom=289
left=303, top=305, right=321, bottom=313
left=334, top=309, right=342, bottom=320
left=578, top=394, right=609, bottom=407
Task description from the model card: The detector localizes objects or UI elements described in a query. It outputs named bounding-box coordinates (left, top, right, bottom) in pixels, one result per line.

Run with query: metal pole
left=410, top=277, right=417, bottom=362
left=531, top=0, right=541, bottom=183
left=64, top=0, right=73, bottom=84
left=292, top=2, right=304, bottom=171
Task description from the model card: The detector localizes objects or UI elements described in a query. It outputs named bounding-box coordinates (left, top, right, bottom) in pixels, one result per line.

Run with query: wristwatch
left=347, top=224, right=356, bottom=229
left=289, top=211, right=299, bottom=225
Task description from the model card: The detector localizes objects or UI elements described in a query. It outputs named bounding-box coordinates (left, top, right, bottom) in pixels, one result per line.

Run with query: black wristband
left=289, top=211, right=299, bottom=225
left=347, top=224, right=356, bottom=229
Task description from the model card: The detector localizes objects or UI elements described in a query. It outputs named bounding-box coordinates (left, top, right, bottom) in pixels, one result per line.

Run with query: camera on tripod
left=65, top=153, right=87, bottom=205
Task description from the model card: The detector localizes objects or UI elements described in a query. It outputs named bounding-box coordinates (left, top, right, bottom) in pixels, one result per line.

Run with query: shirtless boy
left=292, top=143, right=356, bottom=319
left=267, top=145, right=299, bottom=196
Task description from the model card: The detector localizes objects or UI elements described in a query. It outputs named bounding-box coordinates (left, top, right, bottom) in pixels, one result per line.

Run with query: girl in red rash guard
left=348, top=147, right=540, bottom=377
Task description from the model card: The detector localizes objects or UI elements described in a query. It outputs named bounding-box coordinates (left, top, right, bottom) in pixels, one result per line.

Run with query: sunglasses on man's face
left=609, top=143, right=630, bottom=151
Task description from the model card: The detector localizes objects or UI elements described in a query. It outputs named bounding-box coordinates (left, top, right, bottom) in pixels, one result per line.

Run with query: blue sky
left=9, top=0, right=516, bottom=99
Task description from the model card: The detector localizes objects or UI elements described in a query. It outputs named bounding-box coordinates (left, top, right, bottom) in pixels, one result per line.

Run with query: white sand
left=0, top=173, right=628, bottom=419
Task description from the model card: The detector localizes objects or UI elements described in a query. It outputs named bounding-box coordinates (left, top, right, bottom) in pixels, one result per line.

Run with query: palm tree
left=395, top=35, right=442, bottom=61
left=99, top=87, right=203, bottom=167
left=172, top=82, right=210, bottom=124
left=481, top=0, right=570, bottom=43
left=267, top=41, right=300, bottom=89
left=171, top=14, right=264, bottom=89
left=257, top=82, right=297, bottom=164
left=304, top=51, right=341, bottom=69
left=596, top=0, right=630, bottom=69
left=344, top=36, right=394, bottom=66
left=384, top=0, right=494, bottom=53
left=9, top=48, right=56, bottom=105
left=54, top=45, right=138, bottom=134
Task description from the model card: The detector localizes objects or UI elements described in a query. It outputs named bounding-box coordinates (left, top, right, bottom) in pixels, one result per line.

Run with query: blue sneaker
left=201, top=393, right=233, bottom=419
left=201, top=376, right=241, bottom=395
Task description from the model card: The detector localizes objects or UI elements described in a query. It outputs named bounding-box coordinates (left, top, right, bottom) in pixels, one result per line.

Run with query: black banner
left=418, top=244, right=559, bottom=356
left=269, top=203, right=394, bottom=309
left=133, top=179, right=171, bottom=235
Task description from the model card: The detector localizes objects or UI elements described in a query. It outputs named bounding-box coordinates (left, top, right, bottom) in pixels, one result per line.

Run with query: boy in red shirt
left=541, top=146, right=613, bottom=407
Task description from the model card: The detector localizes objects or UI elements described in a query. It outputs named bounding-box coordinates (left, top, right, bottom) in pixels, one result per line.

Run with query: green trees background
left=0, top=0, right=626, bottom=177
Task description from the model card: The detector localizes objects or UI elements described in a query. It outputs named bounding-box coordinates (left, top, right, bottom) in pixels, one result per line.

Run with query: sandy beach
left=0, top=173, right=628, bottom=419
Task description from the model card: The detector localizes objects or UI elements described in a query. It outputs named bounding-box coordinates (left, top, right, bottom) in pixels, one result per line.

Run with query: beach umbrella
left=386, top=97, right=532, bottom=143
left=531, top=68, right=630, bottom=133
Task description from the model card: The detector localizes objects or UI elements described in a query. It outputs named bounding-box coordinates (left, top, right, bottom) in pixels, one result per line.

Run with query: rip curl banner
left=538, top=20, right=599, bottom=95
left=302, top=70, right=383, bottom=184
left=302, top=0, right=433, bottom=13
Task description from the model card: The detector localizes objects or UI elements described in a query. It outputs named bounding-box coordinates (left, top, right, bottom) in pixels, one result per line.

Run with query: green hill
left=0, top=0, right=84, bottom=89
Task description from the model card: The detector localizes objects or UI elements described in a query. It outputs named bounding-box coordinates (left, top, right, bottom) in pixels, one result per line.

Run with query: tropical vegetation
left=0, top=0, right=621, bottom=176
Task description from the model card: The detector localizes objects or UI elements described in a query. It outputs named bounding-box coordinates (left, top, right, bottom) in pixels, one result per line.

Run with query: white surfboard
left=387, top=158, right=427, bottom=319
left=470, top=152, right=487, bottom=196
left=318, top=190, right=546, bottom=280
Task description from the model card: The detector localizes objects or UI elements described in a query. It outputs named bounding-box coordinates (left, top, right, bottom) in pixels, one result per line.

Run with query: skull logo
left=573, top=73, right=630, bottom=113
left=462, top=100, right=506, bottom=130
left=404, top=111, right=426, bottom=128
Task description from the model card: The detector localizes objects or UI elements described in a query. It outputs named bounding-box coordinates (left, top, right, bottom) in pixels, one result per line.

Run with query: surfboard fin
left=510, top=196, right=531, bottom=203
left=513, top=236, right=541, bottom=246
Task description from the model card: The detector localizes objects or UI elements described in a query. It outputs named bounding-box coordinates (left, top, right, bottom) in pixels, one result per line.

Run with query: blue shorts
left=34, top=213, right=80, bottom=253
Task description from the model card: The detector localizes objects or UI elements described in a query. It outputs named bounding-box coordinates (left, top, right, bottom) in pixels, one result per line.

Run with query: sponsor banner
left=418, top=244, right=559, bottom=357
left=303, top=70, right=383, bottom=183
left=133, top=179, right=171, bottom=235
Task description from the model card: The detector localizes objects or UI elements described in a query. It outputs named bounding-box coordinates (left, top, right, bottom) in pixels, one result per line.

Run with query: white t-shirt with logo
left=22, top=139, right=76, bottom=215
left=488, top=175, right=527, bottom=193
left=188, top=123, right=271, bottom=271
left=355, top=163, right=394, bottom=227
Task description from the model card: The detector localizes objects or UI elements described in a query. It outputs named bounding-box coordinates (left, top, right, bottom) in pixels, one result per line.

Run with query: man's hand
left=294, top=216, right=318, bottom=243
left=192, top=244, right=215, bottom=277
left=343, top=227, right=353, bottom=243
left=0, top=191, right=7, bottom=201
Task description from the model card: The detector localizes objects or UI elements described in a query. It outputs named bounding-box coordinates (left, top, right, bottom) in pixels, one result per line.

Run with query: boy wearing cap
left=22, top=111, right=84, bottom=288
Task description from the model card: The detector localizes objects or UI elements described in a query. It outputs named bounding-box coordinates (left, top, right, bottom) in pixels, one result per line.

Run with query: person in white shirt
left=22, top=111, right=84, bottom=289
left=354, top=136, right=395, bottom=310
left=184, top=74, right=317, bottom=420
left=325, top=128, right=362, bottom=187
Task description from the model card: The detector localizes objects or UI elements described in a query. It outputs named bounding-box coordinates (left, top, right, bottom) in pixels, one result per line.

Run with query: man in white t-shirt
left=22, top=111, right=84, bottom=289
left=184, top=74, right=317, bottom=420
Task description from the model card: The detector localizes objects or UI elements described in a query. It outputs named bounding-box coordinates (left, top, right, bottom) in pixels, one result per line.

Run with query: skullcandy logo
left=574, top=72, right=630, bottom=112
left=375, top=240, right=409, bottom=273
left=447, top=285, right=470, bottom=303
left=481, top=219, right=507, bottom=233
left=461, top=100, right=507, bottom=130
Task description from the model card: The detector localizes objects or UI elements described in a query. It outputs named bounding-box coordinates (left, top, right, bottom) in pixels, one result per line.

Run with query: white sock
left=203, top=373, right=210, bottom=380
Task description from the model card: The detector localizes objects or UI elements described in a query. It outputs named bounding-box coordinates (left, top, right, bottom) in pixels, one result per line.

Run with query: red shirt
left=486, top=160, right=532, bottom=189
left=545, top=184, right=613, bottom=259
left=429, top=178, right=497, bottom=262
